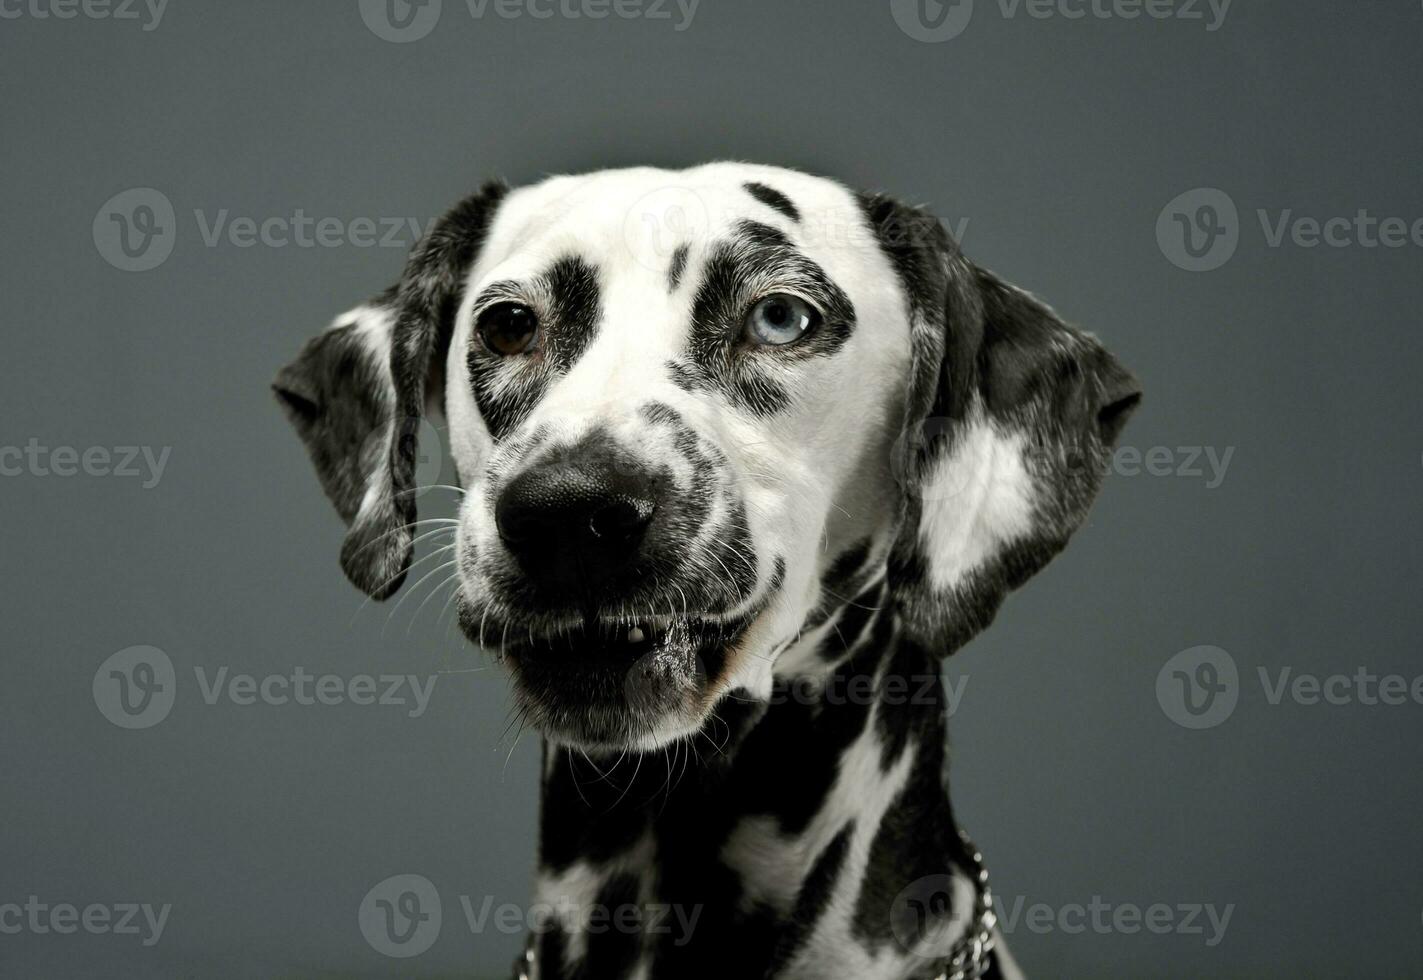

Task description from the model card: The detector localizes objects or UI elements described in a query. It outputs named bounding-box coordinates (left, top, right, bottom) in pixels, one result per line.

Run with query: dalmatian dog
left=274, top=164, right=1140, bottom=979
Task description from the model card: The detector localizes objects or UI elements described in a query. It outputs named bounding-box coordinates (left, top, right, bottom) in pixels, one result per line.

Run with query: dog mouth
left=499, top=615, right=698, bottom=663
left=458, top=604, right=754, bottom=751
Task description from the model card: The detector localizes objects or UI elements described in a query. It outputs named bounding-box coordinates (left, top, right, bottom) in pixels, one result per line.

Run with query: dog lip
left=497, top=615, right=701, bottom=657
left=469, top=600, right=771, bottom=752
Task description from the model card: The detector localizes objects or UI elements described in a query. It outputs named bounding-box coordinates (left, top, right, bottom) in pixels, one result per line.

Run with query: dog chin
left=457, top=603, right=745, bottom=752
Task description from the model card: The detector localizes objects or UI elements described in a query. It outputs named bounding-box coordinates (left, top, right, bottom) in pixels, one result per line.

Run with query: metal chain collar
left=512, top=830, right=996, bottom=980
left=927, top=830, right=998, bottom=980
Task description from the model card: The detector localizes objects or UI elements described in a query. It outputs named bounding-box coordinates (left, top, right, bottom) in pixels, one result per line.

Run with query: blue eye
left=745, top=294, right=820, bottom=346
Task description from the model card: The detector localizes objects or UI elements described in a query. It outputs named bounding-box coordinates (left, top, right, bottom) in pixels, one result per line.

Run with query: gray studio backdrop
left=2, top=1, right=1421, bottom=977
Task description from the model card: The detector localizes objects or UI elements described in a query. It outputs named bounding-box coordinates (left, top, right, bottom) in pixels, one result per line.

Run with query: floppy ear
left=272, top=181, right=507, bottom=598
left=862, top=194, right=1143, bottom=653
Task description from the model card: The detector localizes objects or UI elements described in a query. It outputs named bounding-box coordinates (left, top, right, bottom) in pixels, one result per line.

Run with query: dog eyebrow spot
left=668, top=244, right=690, bottom=292
left=736, top=219, right=793, bottom=250
left=744, top=182, right=801, bottom=222
left=544, top=255, right=602, bottom=371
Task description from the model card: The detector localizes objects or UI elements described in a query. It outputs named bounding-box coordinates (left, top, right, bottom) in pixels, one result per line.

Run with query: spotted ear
left=862, top=194, right=1143, bottom=653
left=272, top=180, right=507, bottom=598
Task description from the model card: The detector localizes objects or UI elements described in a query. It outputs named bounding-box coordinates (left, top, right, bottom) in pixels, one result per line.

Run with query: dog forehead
left=470, top=164, right=869, bottom=282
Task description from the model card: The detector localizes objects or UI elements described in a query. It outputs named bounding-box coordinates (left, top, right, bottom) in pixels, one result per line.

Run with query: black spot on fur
left=535, top=926, right=570, bottom=980
left=852, top=651, right=962, bottom=953
left=666, top=358, right=700, bottom=394
left=733, top=636, right=883, bottom=835
left=639, top=401, right=684, bottom=427
left=826, top=539, right=873, bottom=593
left=817, top=581, right=885, bottom=664
left=806, top=537, right=880, bottom=631
left=768, top=556, right=787, bottom=596
left=744, top=182, right=801, bottom=222
left=669, top=243, right=690, bottom=291
left=582, top=873, right=643, bottom=978
left=544, top=255, right=603, bottom=371
left=539, top=748, right=650, bottom=873
left=766, top=822, right=852, bottom=970
left=875, top=636, right=939, bottom=773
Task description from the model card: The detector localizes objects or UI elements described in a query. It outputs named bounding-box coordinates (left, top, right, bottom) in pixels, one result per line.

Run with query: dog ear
left=272, top=181, right=508, bottom=598
left=861, top=194, right=1142, bottom=653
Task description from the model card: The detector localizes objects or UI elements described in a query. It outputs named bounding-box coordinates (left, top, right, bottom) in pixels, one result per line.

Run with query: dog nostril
left=495, top=497, right=543, bottom=546
left=496, top=512, right=530, bottom=545
left=588, top=498, right=653, bottom=541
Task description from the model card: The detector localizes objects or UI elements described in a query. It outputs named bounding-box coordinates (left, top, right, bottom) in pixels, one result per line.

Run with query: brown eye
left=477, top=302, right=539, bottom=356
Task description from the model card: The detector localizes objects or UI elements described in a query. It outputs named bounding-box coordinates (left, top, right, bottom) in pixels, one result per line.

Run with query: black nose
left=495, top=446, right=659, bottom=596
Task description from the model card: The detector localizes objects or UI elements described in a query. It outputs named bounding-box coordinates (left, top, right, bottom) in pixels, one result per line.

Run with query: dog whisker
left=409, top=572, right=462, bottom=636
left=393, top=484, right=466, bottom=498
left=383, top=556, right=459, bottom=636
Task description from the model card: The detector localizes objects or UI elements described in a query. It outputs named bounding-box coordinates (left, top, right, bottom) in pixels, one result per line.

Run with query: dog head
left=275, top=164, right=1140, bottom=751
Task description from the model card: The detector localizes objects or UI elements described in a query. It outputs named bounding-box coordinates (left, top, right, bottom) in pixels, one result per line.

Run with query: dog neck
left=525, top=573, right=986, bottom=979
